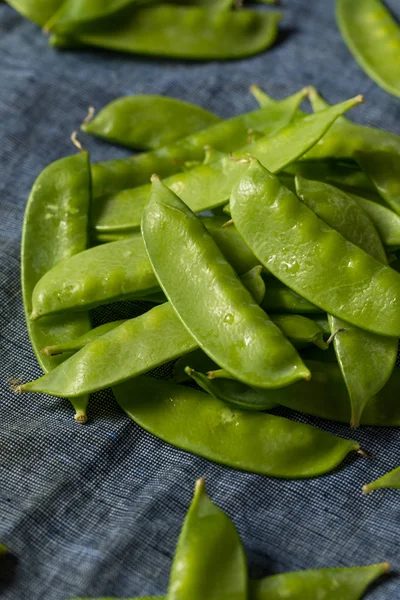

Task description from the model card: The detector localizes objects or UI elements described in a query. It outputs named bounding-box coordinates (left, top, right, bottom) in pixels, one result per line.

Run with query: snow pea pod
left=90, top=88, right=307, bottom=199
left=230, top=160, right=400, bottom=337
left=81, top=95, right=220, bottom=151
left=363, top=466, right=400, bottom=493
left=21, top=151, right=92, bottom=423
left=93, top=96, right=363, bottom=233
left=261, top=277, right=322, bottom=314
left=295, top=176, right=397, bottom=428
left=357, top=150, right=400, bottom=215
left=349, top=190, right=400, bottom=248
left=142, top=178, right=309, bottom=389
left=45, top=0, right=140, bottom=33
left=50, top=5, right=282, bottom=60
left=41, top=320, right=126, bottom=356
left=114, top=375, right=359, bottom=478
left=337, top=0, right=400, bottom=98
left=6, top=0, right=63, bottom=25
left=167, top=478, right=247, bottom=600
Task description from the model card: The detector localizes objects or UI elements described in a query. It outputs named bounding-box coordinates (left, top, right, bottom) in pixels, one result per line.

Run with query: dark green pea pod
left=81, top=95, right=220, bottom=150
left=357, top=151, right=400, bottom=216
left=363, top=466, right=400, bottom=494
left=295, top=176, right=398, bottom=428
left=93, top=96, right=363, bottom=234
left=114, top=375, right=360, bottom=478
left=231, top=160, right=400, bottom=338
left=308, top=315, right=330, bottom=335
left=50, top=5, right=282, bottom=60
left=174, top=349, right=218, bottom=383
left=21, top=150, right=92, bottom=422
left=142, top=177, right=310, bottom=389
left=90, top=88, right=308, bottom=199
left=6, top=0, right=64, bottom=25
left=251, top=562, right=390, bottom=600
left=167, top=478, right=247, bottom=600
left=261, top=277, right=323, bottom=314
left=185, top=367, right=277, bottom=411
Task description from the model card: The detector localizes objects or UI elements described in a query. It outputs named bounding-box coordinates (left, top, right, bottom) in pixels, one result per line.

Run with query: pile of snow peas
left=69, top=479, right=391, bottom=600
left=6, top=0, right=281, bottom=60
left=18, top=87, right=400, bottom=487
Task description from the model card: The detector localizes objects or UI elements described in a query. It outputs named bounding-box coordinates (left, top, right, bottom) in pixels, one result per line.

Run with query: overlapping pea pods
left=19, top=88, right=400, bottom=482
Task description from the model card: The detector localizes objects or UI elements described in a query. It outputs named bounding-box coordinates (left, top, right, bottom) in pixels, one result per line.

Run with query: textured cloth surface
left=1, top=2, right=400, bottom=599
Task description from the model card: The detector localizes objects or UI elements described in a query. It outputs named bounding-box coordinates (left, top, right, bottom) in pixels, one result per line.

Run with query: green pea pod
left=50, top=5, right=282, bottom=60
left=295, top=176, right=398, bottom=428
left=363, top=466, right=400, bottom=493
left=81, top=95, right=220, bottom=150
left=41, top=320, right=126, bottom=356
left=45, top=0, right=139, bottom=33
left=142, top=177, right=310, bottom=389
left=357, top=151, right=400, bottom=216
left=6, top=0, right=64, bottom=25
left=114, top=375, right=360, bottom=478
left=174, top=349, right=218, bottom=382
left=337, top=0, right=400, bottom=98
left=90, top=88, right=308, bottom=199
left=269, top=314, right=327, bottom=350
left=239, top=265, right=265, bottom=304
left=185, top=367, right=277, bottom=411
left=93, top=96, right=363, bottom=233
left=167, top=478, right=247, bottom=600
left=348, top=191, right=400, bottom=248
left=21, top=151, right=92, bottom=422
left=261, top=277, right=323, bottom=314
left=231, top=160, right=400, bottom=337
left=251, top=562, right=390, bottom=599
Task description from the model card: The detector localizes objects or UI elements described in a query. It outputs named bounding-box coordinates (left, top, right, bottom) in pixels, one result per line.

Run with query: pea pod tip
left=74, top=411, right=88, bottom=424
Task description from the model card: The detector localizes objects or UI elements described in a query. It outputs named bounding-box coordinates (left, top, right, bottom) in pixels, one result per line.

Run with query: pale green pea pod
left=363, top=466, right=400, bottom=494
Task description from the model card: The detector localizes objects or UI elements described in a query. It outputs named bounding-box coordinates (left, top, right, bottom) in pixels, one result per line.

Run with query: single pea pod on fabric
left=49, top=4, right=282, bottom=60
left=230, top=160, right=400, bottom=337
left=167, top=478, right=247, bottom=600
left=142, top=177, right=310, bottom=389
left=363, top=466, right=400, bottom=493
left=6, top=0, right=64, bottom=25
left=90, top=87, right=308, bottom=199
left=114, top=375, right=360, bottom=478
left=21, top=150, right=92, bottom=423
left=295, top=176, right=398, bottom=428
left=336, top=0, right=400, bottom=98
left=93, top=96, right=363, bottom=233
left=81, top=95, right=220, bottom=150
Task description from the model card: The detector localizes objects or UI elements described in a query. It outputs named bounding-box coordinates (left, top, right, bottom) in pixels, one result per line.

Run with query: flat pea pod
left=21, top=151, right=92, bottom=423
left=349, top=190, right=400, bottom=248
left=142, top=177, right=310, bottom=389
left=231, top=160, right=400, bottom=337
left=363, top=466, right=400, bottom=493
left=93, top=96, right=363, bottom=234
left=337, top=0, right=400, bottom=98
left=90, top=88, right=308, bottom=199
left=357, top=150, right=400, bottom=216
left=81, top=95, right=220, bottom=151
left=6, top=0, right=64, bottom=25
left=295, top=176, right=398, bottom=427
left=113, top=375, right=360, bottom=478
left=261, top=277, right=323, bottom=314
left=251, top=562, right=390, bottom=600
left=268, top=314, right=327, bottom=350
left=41, top=320, right=126, bottom=356
left=167, top=478, right=247, bottom=600
left=50, top=5, right=282, bottom=61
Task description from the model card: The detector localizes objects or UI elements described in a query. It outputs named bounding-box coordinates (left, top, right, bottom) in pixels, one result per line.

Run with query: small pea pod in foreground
left=6, top=0, right=63, bottom=25
left=230, top=160, right=400, bottom=337
left=114, top=375, right=360, bottom=478
left=21, top=150, right=92, bottom=422
left=142, top=177, right=309, bottom=389
left=363, top=466, right=400, bottom=493
left=337, top=0, right=400, bottom=98
left=168, top=478, right=247, bottom=600
left=81, top=95, right=220, bottom=150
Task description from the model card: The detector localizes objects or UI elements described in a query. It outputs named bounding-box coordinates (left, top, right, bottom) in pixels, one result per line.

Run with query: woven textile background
left=1, top=1, right=400, bottom=598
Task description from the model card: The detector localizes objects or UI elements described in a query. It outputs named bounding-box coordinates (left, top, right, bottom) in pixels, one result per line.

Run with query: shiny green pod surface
left=363, top=466, right=400, bottom=493
left=357, top=150, right=400, bottom=216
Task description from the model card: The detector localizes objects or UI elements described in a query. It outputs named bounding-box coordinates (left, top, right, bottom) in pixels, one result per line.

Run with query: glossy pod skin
left=49, top=5, right=282, bottom=60
left=231, top=160, right=400, bottom=337
left=363, top=466, right=400, bottom=493
left=41, top=320, right=126, bottom=356
left=261, top=277, right=322, bottom=314
left=357, top=151, right=400, bottom=216
left=81, top=95, right=220, bottom=150
left=142, top=178, right=309, bottom=389
left=6, top=0, right=63, bottom=25
left=167, top=479, right=247, bottom=600
left=90, top=88, right=308, bottom=199
left=93, top=97, right=363, bottom=233
left=21, top=152, right=92, bottom=422
left=114, top=375, right=360, bottom=478
left=337, top=0, right=400, bottom=97
left=348, top=190, right=400, bottom=248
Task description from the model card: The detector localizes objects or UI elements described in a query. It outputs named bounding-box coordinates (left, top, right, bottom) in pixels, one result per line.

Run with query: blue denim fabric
left=1, top=1, right=400, bottom=598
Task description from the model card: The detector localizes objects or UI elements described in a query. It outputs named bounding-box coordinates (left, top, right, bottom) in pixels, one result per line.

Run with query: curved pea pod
left=239, top=265, right=265, bottom=304
left=114, top=375, right=360, bottom=478
left=337, top=0, right=400, bottom=98
left=349, top=191, right=400, bottom=248
left=93, top=96, right=363, bottom=233
left=174, top=349, right=218, bottom=383
left=251, top=562, right=390, bottom=600
left=142, top=178, right=310, bottom=389
left=357, top=150, right=400, bottom=216
left=6, top=0, right=63, bottom=25
left=168, top=478, right=247, bottom=600
left=81, top=95, right=220, bottom=150
left=231, top=160, right=400, bottom=337
left=269, top=314, right=327, bottom=350
left=363, top=466, right=400, bottom=494
left=41, top=320, right=126, bottom=356
left=261, top=277, right=323, bottom=314
left=21, top=151, right=92, bottom=423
